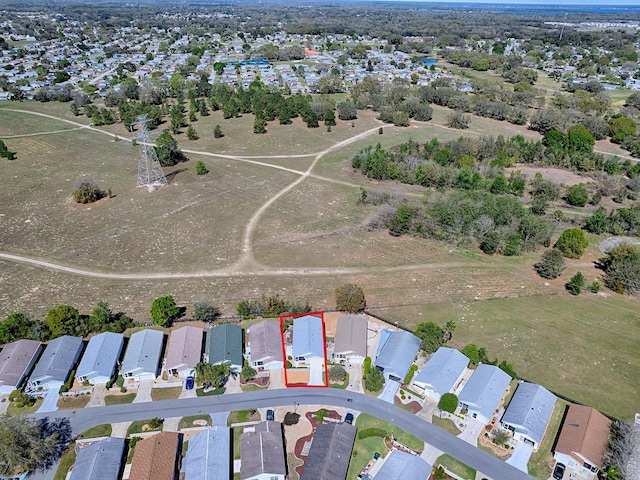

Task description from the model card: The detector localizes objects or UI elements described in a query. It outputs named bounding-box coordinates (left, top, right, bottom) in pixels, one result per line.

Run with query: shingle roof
left=165, top=326, right=203, bottom=372
left=129, top=431, right=180, bottom=480
left=0, top=339, right=41, bottom=388
left=292, top=315, right=325, bottom=359
left=121, top=329, right=164, bottom=377
left=183, top=426, right=230, bottom=480
left=205, top=324, right=243, bottom=366
left=333, top=315, right=367, bottom=358
left=501, top=382, right=557, bottom=444
left=300, top=423, right=356, bottom=480
left=414, top=347, right=469, bottom=396
left=75, top=332, right=123, bottom=381
left=69, top=437, right=125, bottom=480
left=374, top=450, right=433, bottom=480
left=458, top=364, right=511, bottom=421
left=29, top=335, right=83, bottom=384
left=248, top=320, right=283, bottom=364
left=374, top=330, right=421, bottom=379
left=554, top=404, right=612, bottom=468
left=240, top=421, right=286, bottom=479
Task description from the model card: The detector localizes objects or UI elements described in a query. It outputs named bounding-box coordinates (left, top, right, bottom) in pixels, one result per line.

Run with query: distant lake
left=418, top=58, right=438, bottom=67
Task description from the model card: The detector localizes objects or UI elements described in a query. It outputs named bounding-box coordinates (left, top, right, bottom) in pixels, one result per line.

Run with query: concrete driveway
left=268, top=368, right=285, bottom=389
left=457, top=418, right=485, bottom=445
left=36, top=389, right=60, bottom=413
left=377, top=379, right=400, bottom=404
left=86, top=384, right=106, bottom=407
left=417, top=397, right=438, bottom=422
left=308, top=358, right=325, bottom=386
left=133, top=380, right=153, bottom=403
left=347, top=363, right=364, bottom=394
left=506, top=442, right=533, bottom=473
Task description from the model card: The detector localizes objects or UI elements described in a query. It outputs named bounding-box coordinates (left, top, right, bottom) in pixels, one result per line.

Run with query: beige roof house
left=554, top=404, right=612, bottom=473
left=248, top=320, right=283, bottom=370
left=165, top=326, right=203, bottom=378
left=240, top=421, right=287, bottom=480
left=333, top=315, right=367, bottom=362
left=0, top=339, right=42, bottom=395
left=129, top=431, right=181, bottom=480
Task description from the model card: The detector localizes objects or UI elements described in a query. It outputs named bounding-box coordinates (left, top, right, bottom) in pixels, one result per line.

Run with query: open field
left=0, top=102, right=639, bottom=420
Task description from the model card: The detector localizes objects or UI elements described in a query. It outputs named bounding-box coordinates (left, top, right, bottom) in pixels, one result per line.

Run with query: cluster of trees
left=460, top=343, right=517, bottom=378
left=334, top=283, right=366, bottom=313
left=236, top=294, right=313, bottom=317
left=598, top=244, right=640, bottom=295
left=585, top=204, right=640, bottom=237
left=603, top=419, right=639, bottom=480
left=194, top=361, right=229, bottom=390
left=72, top=177, right=106, bottom=204
left=0, top=140, right=15, bottom=160
left=415, top=321, right=456, bottom=353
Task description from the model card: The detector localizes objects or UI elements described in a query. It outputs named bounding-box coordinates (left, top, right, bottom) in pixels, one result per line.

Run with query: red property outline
left=280, top=311, right=329, bottom=388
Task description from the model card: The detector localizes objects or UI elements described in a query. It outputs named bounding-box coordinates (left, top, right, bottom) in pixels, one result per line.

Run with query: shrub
left=590, top=280, right=601, bottom=293
left=193, top=300, right=219, bottom=321
left=358, top=428, right=387, bottom=439
left=363, top=367, right=385, bottom=392
left=328, top=365, right=347, bottom=382
left=313, top=409, right=327, bottom=420
left=72, top=177, right=104, bottom=204
left=283, top=412, right=300, bottom=425
left=566, top=184, right=589, bottom=207
left=195, top=161, right=208, bottom=175
left=403, top=364, right=418, bottom=385
left=363, top=357, right=371, bottom=375
left=438, top=393, right=459, bottom=413
left=241, top=364, right=257, bottom=381
left=534, top=249, right=566, bottom=279
left=446, top=111, right=470, bottom=129
left=555, top=228, right=589, bottom=259
left=599, top=244, right=640, bottom=294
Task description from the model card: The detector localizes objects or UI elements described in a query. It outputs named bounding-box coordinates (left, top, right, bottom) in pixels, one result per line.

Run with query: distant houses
left=373, top=330, right=420, bottom=382
left=183, top=426, right=231, bottom=480
left=164, top=326, right=203, bottom=378
left=27, top=335, right=83, bottom=392
left=332, top=315, right=367, bottom=364
left=75, top=332, right=124, bottom=385
left=500, top=382, right=557, bottom=449
left=240, top=421, right=287, bottom=480
left=458, top=364, right=511, bottom=424
left=121, top=329, right=164, bottom=382
left=204, top=324, right=243, bottom=373
left=68, top=437, right=125, bottom=480
left=247, top=320, right=283, bottom=371
left=300, top=423, right=357, bottom=480
left=412, top=347, right=468, bottom=401
left=0, top=339, right=42, bottom=395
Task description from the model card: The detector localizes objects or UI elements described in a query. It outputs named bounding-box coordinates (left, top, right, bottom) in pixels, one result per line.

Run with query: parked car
left=266, top=409, right=275, bottom=421
left=345, top=413, right=354, bottom=424
left=185, top=376, right=194, bottom=390
left=553, top=463, right=566, bottom=480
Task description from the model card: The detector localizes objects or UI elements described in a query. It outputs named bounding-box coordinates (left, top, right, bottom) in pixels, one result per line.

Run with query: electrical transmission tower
left=131, top=115, right=167, bottom=192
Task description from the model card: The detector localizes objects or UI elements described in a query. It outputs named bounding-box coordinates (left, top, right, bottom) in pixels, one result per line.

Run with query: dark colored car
left=345, top=413, right=354, bottom=424
left=266, top=409, right=275, bottom=421
left=185, top=376, right=194, bottom=390
left=553, top=463, right=566, bottom=480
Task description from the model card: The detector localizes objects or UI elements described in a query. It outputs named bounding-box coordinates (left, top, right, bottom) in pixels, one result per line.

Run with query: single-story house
left=553, top=404, right=612, bottom=475
left=412, top=347, right=469, bottom=401
left=69, top=437, right=125, bottom=480
left=129, top=431, right=181, bottom=480
left=332, top=315, right=367, bottom=364
left=204, top=324, right=243, bottom=373
left=458, top=364, right=511, bottom=425
left=373, top=330, right=421, bottom=382
left=240, top=421, right=286, bottom=480
left=292, top=315, right=325, bottom=365
left=247, top=320, right=283, bottom=370
left=500, top=382, right=556, bottom=449
left=183, top=426, right=231, bottom=480
left=75, top=332, right=124, bottom=385
left=0, top=339, right=42, bottom=395
left=374, top=449, right=433, bottom=480
left=27, top=335, right=83, bottom=392
left=120, top=329, right=164, bottom=381
left=300, top=423, right=356, bottom=480
left=165, top=326, right=203, bottom=378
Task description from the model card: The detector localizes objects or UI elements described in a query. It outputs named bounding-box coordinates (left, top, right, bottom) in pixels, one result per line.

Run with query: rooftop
left=165, top=326, right=203, bottom=372
left=121, top=329, right=164, bottom=376
left=458, top=364, right=511, bottom=421
left=248, top=320, right=283, bottom=364
left=374, top=330, right=421, bottom=379
left=0, top=339, right=41, bottom=388
left=554, top=404, right=612, bottom=468
left=501, top=382, right=557, bottom=444
left=29, top=335, right=83, bottom=384
left=374, top=449, right=433, bottom=480
left=205, top=324, right=243, bottom=367
left=301, top=423, right=356, bottom=480
left=292, top=315, right=325, bottom=359
left=240, top=421, right=286, bottom=479
left=333, top=315, right=367, bottom=358
left=183, top=426, right=231, bottom=480
left=414, top=347, right=469, bottom=396
left=129, top=431, right=180, bottom=480
left=69, top=437, right=125, bottom=480
left=75, top=332, right=123, bottom=380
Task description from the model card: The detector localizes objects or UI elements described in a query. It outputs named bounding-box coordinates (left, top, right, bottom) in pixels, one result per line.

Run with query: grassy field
left=436, top=453, right=477, bottom=480
left=150, top=386, right=182, bottom=401
left=78, top=424, right=113, bottom=439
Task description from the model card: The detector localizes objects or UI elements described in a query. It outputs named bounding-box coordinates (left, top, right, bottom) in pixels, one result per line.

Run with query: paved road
left=33, top=388, right=535, bottom=480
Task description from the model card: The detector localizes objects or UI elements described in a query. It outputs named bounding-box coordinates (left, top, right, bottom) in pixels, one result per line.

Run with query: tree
left=253, top=115, right=267, bottom=134
left=324, top=107, right=336, bottom=127
left=0, top=416, right=72, bottom=476
left=72, top=177, right=104, bottom=204
left=609, top=116, right=637, bottom=144
left=283, top=412, right=300, bottom=425
left=566, top=184, right=589, bottom=207
left=186, top=125, right=199, bottom=140
left=498, top=360, right=517, bottom=378
left=493, top=429, right=511, bottom=446
left=213, top=124, right=224, bottom=138
left=195, top=362, right=230, bottom=389
left=534, top=249, right=566, bottom=279
left=446, top=111, right=470, bottom=129
left=363, top=367, right=385, bottom=392
left=150, top=295, right=180, bottom=327
left=415, top=322, right=444, bottom=353
left=155, top=131, right=186, bottom=167
left=87, top=301, right=132, bottom=333
left=490, top=175, right=509, bottom=195
left=443, top=320, right=456, bottom=342
left=585, top=208, right=609, bottom=234
left=335, top=283, right=366, bottom=313
left=195, top=160, right=208, bottom=175
left=598, top=244, right=640, bottom=295
left=241, top=364, right=257, bottom=381
left=46, top=305, right=84, bottom=338
left=555, top=228, right=589, bottom=259
left=438, top=393, right=458, bottom=413
left=193, top=300, right=219, bottom=321
left=460, top=344, right=480, bottom=365
left=337, top=100, right=358, bottom=121
left=0, top=140, right=16, bottom=160
left=566, top=271, right=585, bottom=295
left=328, top=365, right=347, bottom=382
left=480, top=231, right=500, bottom=255
left=0, top=312, right=49, bottom=343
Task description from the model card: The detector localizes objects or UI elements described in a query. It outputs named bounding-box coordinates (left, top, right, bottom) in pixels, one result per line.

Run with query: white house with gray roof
left=373, top=330, right=421, bottom=382
left=69, top=437, right=125, bottom=480
left=413, top=347, right=469, bottom=401
left=183, top=426, right=231, bottom=480
left=458, top=364, right=511, bottom=424
left=121, top=329, right=164, bottom=381
left=0, top=339, right=42, bottom=395
left=75, top=332, right=124, bottom=385
left=292, top=315, right=325, bottom=365
left=27, top=335, right=83, bottom=392
left=247, top=320, right=283, bottom=371
left=500, top=382, right=557, bottom=449
left=374, top=449, right=433, bottom=480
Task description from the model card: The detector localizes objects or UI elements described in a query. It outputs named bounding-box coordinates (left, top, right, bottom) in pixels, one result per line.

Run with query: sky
left=377, top=0, right=640, bottom=5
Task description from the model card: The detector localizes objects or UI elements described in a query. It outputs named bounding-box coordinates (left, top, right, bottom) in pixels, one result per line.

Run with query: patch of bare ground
left=505, top=165, right=593, bottom=187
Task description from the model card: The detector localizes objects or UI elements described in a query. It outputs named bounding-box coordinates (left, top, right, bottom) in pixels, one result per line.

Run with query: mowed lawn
left=379, top=294, right=640, bottom=420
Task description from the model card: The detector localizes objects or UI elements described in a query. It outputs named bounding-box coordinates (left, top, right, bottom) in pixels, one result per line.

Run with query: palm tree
left=443, top=321, right=456, bottom=342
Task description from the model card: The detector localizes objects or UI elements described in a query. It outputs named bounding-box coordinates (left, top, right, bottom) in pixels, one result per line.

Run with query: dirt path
left=0, top=126, right=86, bottom=139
